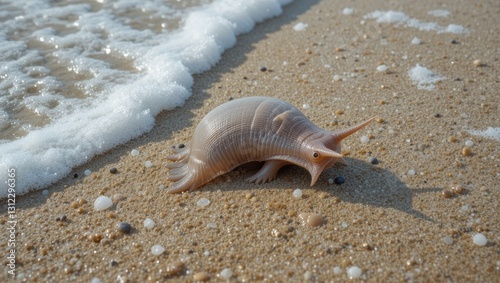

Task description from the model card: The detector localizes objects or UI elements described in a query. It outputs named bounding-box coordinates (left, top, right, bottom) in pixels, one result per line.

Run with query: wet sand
left=2, top=0, right=498, bottom=282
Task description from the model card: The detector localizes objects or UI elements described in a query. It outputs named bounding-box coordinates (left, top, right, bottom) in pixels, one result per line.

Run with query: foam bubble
left=467, top=127, right=500, bottom=141
left=408, top=64, right=445, bottom=90
left=365, top=10, right=467, bottom=34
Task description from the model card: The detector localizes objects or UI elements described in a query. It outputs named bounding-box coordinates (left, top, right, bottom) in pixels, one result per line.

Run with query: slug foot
left=246, top=160, right=289, bottom=184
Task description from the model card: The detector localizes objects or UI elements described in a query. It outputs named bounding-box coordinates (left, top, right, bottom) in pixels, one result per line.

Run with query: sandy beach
left=2, top=0, right=499, bottom=282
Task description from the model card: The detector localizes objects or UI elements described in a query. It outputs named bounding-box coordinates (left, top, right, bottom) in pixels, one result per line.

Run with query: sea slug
left=166, top=96, right=374, bottom=193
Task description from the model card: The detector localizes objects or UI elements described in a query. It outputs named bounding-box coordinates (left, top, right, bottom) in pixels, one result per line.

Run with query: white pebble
left=219, top=268, right=233, bottom=279
left=465, top=140, right=474, bottom=147
left=473, top=233, right=488, bottom=246
left=333, top=75, right=342, bottom=81
left=144, top=161, right=153, bottom=168
left=42, top=190, right=49, bottom=196
left=333, top=266, right=342, bottom=274
left=293, top=189, right=303, bottom=199
left=328, top=178, right=334, bottom=185
left=151, top=244, right=165, bottom=255
left=197, top=198, right=210, bottom=207
left=347, top=266, right=362, bottom=279
left=204, top=250, right=210, bottom=256
left=207, top=222, right=217, bottom=229
left=360, top=135, right=370, bottom=143
left=341, top=222, right=348, bottom=228
left=303, top=271, right=313, bottom=280
left=411, top=37, right=421, bottom=45
left=376, top=64, right=388, bottom=72
left=302, top=103, right=310, bottom=109
left=144, top=218, right=156, bottom=229
left=91, top=278, right=102, bottom=283
left=408, top=169, right=416, bottom=176
left=130, top=149, right=139, bottom=156
left=293, top=22, right=308, bottom=31
left=84, top=169, right=91, bottom=176
left=443, top=236, right=453, bottom=245
left=342, top=8, right=354, bottom=15
left=93, top=196, right=113, bottom=211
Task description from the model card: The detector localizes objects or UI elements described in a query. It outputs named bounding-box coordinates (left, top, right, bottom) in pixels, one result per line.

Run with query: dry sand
left=2, top=0, right=499, bottom=282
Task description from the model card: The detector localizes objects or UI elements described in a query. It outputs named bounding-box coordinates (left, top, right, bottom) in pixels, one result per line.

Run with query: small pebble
left=333, top=75, right=342, bottom=81
left=411, top=37, right=421, bottom=45
left=347, top=266, right=362, bottom=279
left=376, top=64, right=388, bottom=72
left=42, top=190, right=49, bottom=196
left=197, top=198, right=210, bottom=207
left=441, top=189, right=454, bottom=199
left=178, top=143, right=185, bottom=148
left=443, top=236, right=453, bottom=245
left=298, top=213, right=324, bottom=227
left=473, top=59, right=482, bottom=67
left=113, top=193, right=127, bottom=201
left=334, top=176, right=345, bottom=185
left=369, top=157, right=379, bottom=165
left=94, top=196, right=113, bottom=211
left=292, top=189, right=303, bottom=199
left=462, top=147, right=471, bottom=156
left=465, top=140, right=474, bottom=147
left=433, top=113, right=441, bottom=118
left=450, top=39, right=458, bottom=44
left=219, top=268, right=233, bottom=279
left=145, top=161, right=153, bottom=168
left=259, top=66, right=267, bottom=72
left=408, top=169, right=416, bottom=176
left=342, top=7, right=354, bottom=15
left=472, top=233, right=487, bottom=246
left=360, top=135, right=370, bottom=143
left=117, top=222, right=132, bottom=234
left=109, top=167, right=118, bottom=174
left=84, top=169, right=91, bottom=176
left=328, top=178, right=334, bottom=185
left=193, top=271, right=210, bottom=281
left=333, top=266, right=342, bottom=275
left=73, top=173, right=78, bottom=178
left=130, top=149, right=139, bottom=156
left=110, top=260, right=118, bottom=267
left=451, top=184, right=465, bottom=194
left=302, top=103, right=310, bottom=109
left=303, top=271, right=313, bottom=280
left=144, top=218, right=156, bottom=229
left=151, top=245, right=165, bottom=255
left=207, top=223, right=217, bottom=229
left=55, top=215, right=67, bottom=222
left=91, top=278, right=102, bottom=283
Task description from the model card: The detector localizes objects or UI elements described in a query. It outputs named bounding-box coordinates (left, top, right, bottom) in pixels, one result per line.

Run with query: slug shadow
left=9, top=0, right=321, bottom=210
left=214, top=158, right=440, bottom=223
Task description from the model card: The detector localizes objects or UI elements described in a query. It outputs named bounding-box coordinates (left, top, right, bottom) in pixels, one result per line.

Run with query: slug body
left=166, top=96, right=374, bottom=193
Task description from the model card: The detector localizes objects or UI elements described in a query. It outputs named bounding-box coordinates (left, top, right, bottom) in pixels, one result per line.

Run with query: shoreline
left=2, top=0, right=498, bottom=281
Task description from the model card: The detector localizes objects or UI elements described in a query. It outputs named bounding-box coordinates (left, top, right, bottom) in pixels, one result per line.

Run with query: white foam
left=468, top=127, right=500, bottom=141
left=428, top=10, right=450, bottom=17
left=364, top=10, right=468, bottom=34
left=0, top=0, right=292, bottom=197
left=408, top=64, right=445, bottom=91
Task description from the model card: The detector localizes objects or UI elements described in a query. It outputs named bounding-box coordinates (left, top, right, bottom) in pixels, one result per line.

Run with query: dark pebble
left=73, top=173, right=78, bottom=178
left=259, top=65, right=267, bottom=72
left=228, top=96, right=233, bottom=101
left=55, top=215, right=67, bottom=222
left=369, top=157, right=379, bottom=165
left=109, top=167, right=118, bottom=174
left=178, top=143, right=185, bottom=148
left=110, top=260, right=119, bottom=267
left=117, top=222, right=132, bottom=234
left=433, top=113, right=441, bottom=118
left=334, top=176, right=345, bottom=185
left=450, top=39, right=458, bottom=44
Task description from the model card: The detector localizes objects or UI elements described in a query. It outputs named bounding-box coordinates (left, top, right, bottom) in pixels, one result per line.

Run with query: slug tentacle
left=165, top=96, right=374, bottom=193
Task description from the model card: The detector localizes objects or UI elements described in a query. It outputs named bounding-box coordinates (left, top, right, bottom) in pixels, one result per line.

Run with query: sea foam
left=0, top=0, right=292, bottom=197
